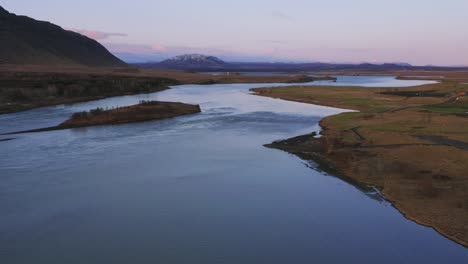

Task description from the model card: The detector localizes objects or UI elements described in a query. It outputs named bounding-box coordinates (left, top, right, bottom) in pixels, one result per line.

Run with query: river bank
left=0, top=68, right=337, bottom=114
left=0, top=72, right=179, bottom=114
left=252, top=82, right=468, bottom=247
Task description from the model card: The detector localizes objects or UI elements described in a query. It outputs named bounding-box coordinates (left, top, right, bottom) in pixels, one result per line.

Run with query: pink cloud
left=104, top=43, right=166, bottom=54
left=104, top=42, right=296, bottom=62
left=68, top=28, right=127, bottom=40
left=151, top=43, right=167, bottom=52
left=104, top=42, right=229, bottom=56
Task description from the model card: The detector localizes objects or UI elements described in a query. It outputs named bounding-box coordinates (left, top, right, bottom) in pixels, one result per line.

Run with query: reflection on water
left=0, top=77, right=466, bottom=264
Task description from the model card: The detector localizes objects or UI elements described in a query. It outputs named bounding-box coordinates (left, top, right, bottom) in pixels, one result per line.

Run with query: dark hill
left=0, top=6, right=126, bottom=67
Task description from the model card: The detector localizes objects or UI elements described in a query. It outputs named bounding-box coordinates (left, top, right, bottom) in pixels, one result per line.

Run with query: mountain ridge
left=138, top=57, right=468, bottom=72
left=0, top=6, right=126, bottom=67
left=159, top=54, right=225, bottom=69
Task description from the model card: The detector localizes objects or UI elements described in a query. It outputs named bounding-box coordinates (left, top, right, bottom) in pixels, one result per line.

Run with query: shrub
left=90, top=107, right=105, bottom=115
left=71, top=111, right=88, bottom=119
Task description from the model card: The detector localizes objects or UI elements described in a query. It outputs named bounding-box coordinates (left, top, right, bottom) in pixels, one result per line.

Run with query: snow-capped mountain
left=159, top=54, right=225, bottom=68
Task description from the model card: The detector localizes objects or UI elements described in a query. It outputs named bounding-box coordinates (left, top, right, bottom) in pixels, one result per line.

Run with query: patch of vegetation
left=0, top=73, right=180, bottom=114
left=380, top=90, right=447, bottom=98
left=327, top=112, right=360, bottom=129
left=422, top=102, right=468, bottom=114
left=341, top=98, right=390, bottom=113
left=341, top=131, right=361, bottom=145
left=198, top=79, right=217, bottom=85
left=366, top=123, right=418, bottom=133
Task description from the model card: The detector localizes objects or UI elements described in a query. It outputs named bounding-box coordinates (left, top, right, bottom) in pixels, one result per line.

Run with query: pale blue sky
left=2, top=0, right=468, bottom=65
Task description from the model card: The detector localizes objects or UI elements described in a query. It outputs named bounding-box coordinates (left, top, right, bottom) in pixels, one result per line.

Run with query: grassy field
left=252, top=81, right=468, bottom=247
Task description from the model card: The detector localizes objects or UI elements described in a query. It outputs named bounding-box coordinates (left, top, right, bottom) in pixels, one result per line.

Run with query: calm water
left=0, top=77, right=466, bottom=263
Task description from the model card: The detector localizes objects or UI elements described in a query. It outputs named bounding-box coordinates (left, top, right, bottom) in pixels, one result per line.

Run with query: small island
left=61, top=100, right=201, bottom=128
left=3, top=100, right=201, bottom=134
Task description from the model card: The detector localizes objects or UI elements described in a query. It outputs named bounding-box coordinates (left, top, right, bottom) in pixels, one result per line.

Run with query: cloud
left=104, top=43, right=194, bottom=55
left=104, top=43, right=154, bottom=53
left=105, top=42, right=230, bottom=57
left=103, top=42, right=283, bottom=63
left=151, top=43, right=167, bottom=52
left=68, top=28, right=128, bottom=40
left=271, top=10, right=295, bottom=22
left=104, top=41, right=379, bottom=64
left=263, top=40, right=288, bottom=44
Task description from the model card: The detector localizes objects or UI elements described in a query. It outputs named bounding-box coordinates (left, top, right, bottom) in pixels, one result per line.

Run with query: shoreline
left=0, top=89, right=171, bottom=115
left=0, top=70, right=335, bottom=115
left=267, top=119, right=468, bottom=248
left=3, top=67, right=468, bottom=115
left=0, top=73, right=178, bottom=115
left=251, top=82, right=468, bottom=247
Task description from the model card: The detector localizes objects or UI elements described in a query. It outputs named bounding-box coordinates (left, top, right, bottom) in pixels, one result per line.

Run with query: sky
left=2, top=0, right=468, bottom=65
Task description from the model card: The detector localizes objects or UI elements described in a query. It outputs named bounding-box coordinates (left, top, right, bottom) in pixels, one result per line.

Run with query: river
left=0, top=76, right=466, bottom=263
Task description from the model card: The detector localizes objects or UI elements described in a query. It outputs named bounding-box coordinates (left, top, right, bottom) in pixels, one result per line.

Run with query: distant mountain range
left=138, top=54, right=468, bottom=72
left=1, top=4, right=465, bottom=72
left=159, top=54, right=225, bottom=68
left=0, top=6, right=125, bottom=67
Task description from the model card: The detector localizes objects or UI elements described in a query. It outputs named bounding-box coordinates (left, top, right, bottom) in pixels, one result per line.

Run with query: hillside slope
left=0, top=6, right=125, bottom=67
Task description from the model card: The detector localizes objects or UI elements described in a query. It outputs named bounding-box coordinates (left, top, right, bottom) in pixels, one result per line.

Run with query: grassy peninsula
left=252, top=81, right=468, bottom=247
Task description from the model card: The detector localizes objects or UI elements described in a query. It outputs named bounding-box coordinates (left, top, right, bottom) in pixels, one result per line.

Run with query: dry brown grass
left=253, top=82, right=468, bottom=247
left=60, top=101, right=200, bottom=128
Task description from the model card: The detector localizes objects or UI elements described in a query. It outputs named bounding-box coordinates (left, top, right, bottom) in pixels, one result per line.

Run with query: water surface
left=0, top=77, right=466, bottom=264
